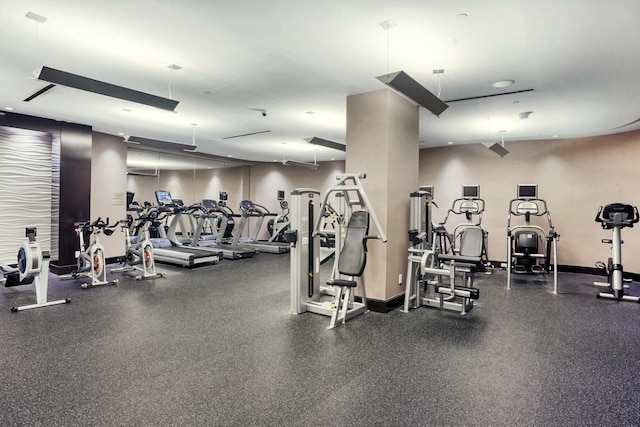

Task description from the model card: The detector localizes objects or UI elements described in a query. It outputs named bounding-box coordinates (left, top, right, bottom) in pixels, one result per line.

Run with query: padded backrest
left=338, top=211, right=370, bottom=277
left=458, top=227, right=484, bottom=257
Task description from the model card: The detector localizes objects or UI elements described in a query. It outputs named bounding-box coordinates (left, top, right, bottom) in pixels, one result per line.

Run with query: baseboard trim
left=366, top=294, right=405, bottom=314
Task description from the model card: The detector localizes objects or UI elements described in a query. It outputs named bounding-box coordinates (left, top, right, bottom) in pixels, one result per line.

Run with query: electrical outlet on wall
left=399, top=273, right=403, bottom=285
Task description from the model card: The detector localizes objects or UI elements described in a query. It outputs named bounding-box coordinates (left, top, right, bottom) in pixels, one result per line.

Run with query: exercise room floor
left=1, top=254, right=639, bottom=426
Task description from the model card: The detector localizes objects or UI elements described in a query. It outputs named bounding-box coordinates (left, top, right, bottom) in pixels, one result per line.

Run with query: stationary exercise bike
left=2, top=227, right=70, bottom=312
left=61, top=217, right=119, bottom=288
left=111, top=207, right=165, bottom=281
left=593, top=203, right=640, bottom=302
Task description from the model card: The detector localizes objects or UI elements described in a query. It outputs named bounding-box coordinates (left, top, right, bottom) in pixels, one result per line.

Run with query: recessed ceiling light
left=118, top=132, right=125, bottom=136
left=457, top=13, right=468, bottom=19
left=552, top=135, right=559, bottom=138
left=227, top=154, right=233, bottom=157
left=448, top=141, right=453, bottom=145
left=281, top=142, right=288, bottom=145
left=518, top=111, right=533, bottom=120
left=122, top=108, right=132, bottom=112
left=492, top=80, right=515, bottom=88
left=330, top=158, right=335, bottom=161
left=306, top=111, right=315, bottom=115
left=5, top=107, right=14, bottom=111
left=167, top=64, right=182, bottom=71
left=513, top=100, right=520, bottom=104
left=204, top=91, right=212, bottom=95
left=26, top=12, right=47, bottom=23
left=190, top=123, right=198, bottom=126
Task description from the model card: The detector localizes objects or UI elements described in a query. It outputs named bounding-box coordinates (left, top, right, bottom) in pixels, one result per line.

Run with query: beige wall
left=248, top=161, right=346, bottom=239
left=419, top=129, right=640, bottom=273
left=91, top=132, right=127, bottom=258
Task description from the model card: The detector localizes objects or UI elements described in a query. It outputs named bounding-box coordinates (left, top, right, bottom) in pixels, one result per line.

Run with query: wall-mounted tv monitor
left=517, top=184, right=538, bottom=199
left=277, top=190, right=285, bottom=200
left=155, top=190, right=173, bottom=206
left=462, top=185, right=480, bottom=199
left=126, top=191, right=135, bottom=206
left=419, top=185, right=434, bottom=199
left=219, top=191, right=228, bottom=201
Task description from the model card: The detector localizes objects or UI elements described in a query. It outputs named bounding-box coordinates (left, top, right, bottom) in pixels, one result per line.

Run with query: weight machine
left=2, top=227, right=70, bottom=312
left=288, top=173, right=387, bottom=329
left=403, top=190, right=482, bottom=315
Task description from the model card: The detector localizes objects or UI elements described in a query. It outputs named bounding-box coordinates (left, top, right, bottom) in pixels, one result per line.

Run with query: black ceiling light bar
left=281, top=159, right=319, bottom=170
left=23, top=83, right=56, bottom=102
left=36, top=66, right=179, bottom=111
left=445, top=88, right=534, bottom=103
left=126, top=135, right=196, bottom=152
left=305, top=137, right=346, bottom=152
left=222, top=130, right=271, bottom=140
left=376, top=70, right=449, bottom=117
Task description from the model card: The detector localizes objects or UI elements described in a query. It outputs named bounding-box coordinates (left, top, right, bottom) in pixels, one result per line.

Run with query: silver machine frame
left=506, top=189, right=559, bottom=293
left=289, top=173, right=387, bottom=329
left=402, top=191, right=480, bottom=315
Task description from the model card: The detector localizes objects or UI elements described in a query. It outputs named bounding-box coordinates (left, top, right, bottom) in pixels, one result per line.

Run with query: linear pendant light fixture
left=376, top=71, right=449, bottom=117
left=125, top=135, right=196, bottom=152
left=304, top=137, right=346, bottom=151
left=36, top=66, right=179, bottom=111
left=281, top=159, right=319, bottom=170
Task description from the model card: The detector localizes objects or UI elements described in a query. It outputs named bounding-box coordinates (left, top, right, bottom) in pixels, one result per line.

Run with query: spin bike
left=593, top=203, right=640, bottom=303
left=61, top=217, right=119, bottom=288
left=2, top=227, right=70, bottom=312
left=111, top=207, right=165, bottom=281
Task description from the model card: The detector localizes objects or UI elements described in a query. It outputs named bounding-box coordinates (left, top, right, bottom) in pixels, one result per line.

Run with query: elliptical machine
left=111, top=206, right=165, bottom=281
left=506, top=184, right=560, bottom=293
left=2, top=227, right=70, bottom=312
left=267, top=190, right=290, bottom=243
left=593, top=203, right=640, bottom=303
left=61, top=218, right=119, bottom=288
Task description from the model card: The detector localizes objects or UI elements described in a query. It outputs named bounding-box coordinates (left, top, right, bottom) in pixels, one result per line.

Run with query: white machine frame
left=289, top=173, right=387, bottom=329
left=61, top=219, right=118, bottom=288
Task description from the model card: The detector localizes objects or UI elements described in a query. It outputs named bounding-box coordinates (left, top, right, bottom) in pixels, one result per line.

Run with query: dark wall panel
left=0, top=111, right=92, bottom=270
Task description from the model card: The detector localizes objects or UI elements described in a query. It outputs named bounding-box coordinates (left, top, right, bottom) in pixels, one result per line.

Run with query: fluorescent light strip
left=222, top=130, right=271, bottom=140
left=305, top=137, right=346, bottom=152
left=37, top=66, right=179, bottom=111
left=126, top=135, right=196, bottom=152
left=376, top=70, right=449, bottom=117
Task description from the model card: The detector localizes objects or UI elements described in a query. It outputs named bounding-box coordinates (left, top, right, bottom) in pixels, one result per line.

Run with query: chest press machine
left=287, top=173, right=387, bottom=329
left=403, top=190, right=484, bottom=315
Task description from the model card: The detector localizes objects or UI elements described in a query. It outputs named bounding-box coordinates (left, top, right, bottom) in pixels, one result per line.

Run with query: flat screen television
left=517, top=184, right=538, bottom=199
left=277, top=190, right=285, bottom=200
left=219, top=191, right=228, bottom=201
left=155, top=190, right=173, bottom=206
left=462, top=185, right=480, bottom=199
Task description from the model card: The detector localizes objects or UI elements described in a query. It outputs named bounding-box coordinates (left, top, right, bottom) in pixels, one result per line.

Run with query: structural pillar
left=346, top=88, right=419, bottom=309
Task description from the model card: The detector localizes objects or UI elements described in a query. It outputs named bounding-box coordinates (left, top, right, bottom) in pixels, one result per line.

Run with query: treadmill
left=192, top=200, right=258, bottom=260
left=149, top=191, right=223, bottom=267
left=232, top=200, right=290, bottom=254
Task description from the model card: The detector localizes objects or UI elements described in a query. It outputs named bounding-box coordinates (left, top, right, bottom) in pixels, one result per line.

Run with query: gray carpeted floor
left=1, top=254, right=639, bottom=426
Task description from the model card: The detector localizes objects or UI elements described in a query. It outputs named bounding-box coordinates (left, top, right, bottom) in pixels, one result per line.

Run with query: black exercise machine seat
left=328, top=211, right=370, bottom=288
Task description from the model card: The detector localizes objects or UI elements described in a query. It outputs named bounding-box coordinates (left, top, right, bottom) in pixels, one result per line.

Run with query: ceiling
left=1, top=0, right=640, bottom=164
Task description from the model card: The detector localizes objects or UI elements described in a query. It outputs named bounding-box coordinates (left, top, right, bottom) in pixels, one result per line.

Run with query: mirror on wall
left=126, top=147, right=250, bottom=208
